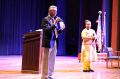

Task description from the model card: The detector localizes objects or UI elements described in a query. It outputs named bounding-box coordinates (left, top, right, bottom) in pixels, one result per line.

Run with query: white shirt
left=81, top=28, right=96, bottom=45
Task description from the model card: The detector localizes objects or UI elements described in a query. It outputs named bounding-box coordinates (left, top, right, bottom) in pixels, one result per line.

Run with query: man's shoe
left=83, top=70, right=89, bottom=72
left=89, top=69, right=94, bottom=72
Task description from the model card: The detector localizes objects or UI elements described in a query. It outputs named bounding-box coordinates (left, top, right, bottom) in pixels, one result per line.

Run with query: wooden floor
left=0, top=56, right=120, bottom=79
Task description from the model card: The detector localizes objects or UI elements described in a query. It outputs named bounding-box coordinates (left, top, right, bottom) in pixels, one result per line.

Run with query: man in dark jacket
left=41, top=5, right=65, bottom=79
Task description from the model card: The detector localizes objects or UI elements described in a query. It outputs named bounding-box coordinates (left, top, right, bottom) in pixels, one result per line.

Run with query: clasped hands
left=53, top=18, right=65, bottom=30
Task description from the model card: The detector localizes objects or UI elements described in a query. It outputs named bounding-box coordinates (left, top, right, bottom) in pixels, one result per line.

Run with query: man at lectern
left=81, top=20, right=97, bottom=72
left=41, top=5, right=65, bottom=79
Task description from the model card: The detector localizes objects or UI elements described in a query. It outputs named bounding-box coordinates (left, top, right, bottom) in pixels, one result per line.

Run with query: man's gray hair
left=49, top=5, right=57, bottom=11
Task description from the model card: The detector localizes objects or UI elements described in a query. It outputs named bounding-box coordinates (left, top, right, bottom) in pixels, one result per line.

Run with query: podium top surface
left=23, top=31, right=43, bottom=39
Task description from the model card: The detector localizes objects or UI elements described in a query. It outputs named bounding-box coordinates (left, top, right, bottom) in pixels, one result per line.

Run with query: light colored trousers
left=41, top=42, right=57, bottom=79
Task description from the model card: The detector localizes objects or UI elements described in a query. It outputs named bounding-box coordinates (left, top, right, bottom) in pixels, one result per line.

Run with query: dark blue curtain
left=0, top=0, right=55, bottom=55
left=56, top=0, right=66, bottom=55
left=0, top=0, right=112, bottom=56
left=102, top=0, right=112, bottom=47
left=64, top=0, right=103, bottom=56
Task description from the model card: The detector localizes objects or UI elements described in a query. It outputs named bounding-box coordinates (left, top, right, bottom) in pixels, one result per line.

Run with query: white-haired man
left=41, top=5, right=65, bottom=79
left=81, top=20, right=97, bottom=72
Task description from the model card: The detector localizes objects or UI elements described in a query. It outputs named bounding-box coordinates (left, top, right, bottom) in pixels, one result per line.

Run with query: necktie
left=52, top=18, right=58, bottom=38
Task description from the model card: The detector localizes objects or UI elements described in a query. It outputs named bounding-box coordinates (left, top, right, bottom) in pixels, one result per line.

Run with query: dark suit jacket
left=41, top=15, right=64, bottom=48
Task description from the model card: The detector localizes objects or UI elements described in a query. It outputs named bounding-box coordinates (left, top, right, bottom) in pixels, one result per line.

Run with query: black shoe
left=89, top=69, right=94, bottom=72
left=48, top=76, right=55, bottom=79
left=83, top=70, right=89, bottom=72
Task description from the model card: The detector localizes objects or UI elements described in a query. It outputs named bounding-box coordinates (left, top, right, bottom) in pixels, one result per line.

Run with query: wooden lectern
left=22, top=30, right=43, bottom=73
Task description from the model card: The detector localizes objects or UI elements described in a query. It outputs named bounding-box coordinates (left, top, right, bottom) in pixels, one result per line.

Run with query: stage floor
left=0, top=56, right=120, bottom=79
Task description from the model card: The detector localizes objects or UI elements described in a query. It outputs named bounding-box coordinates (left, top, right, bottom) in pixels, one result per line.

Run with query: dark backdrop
left=0, top=0, right=112, bottom=56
